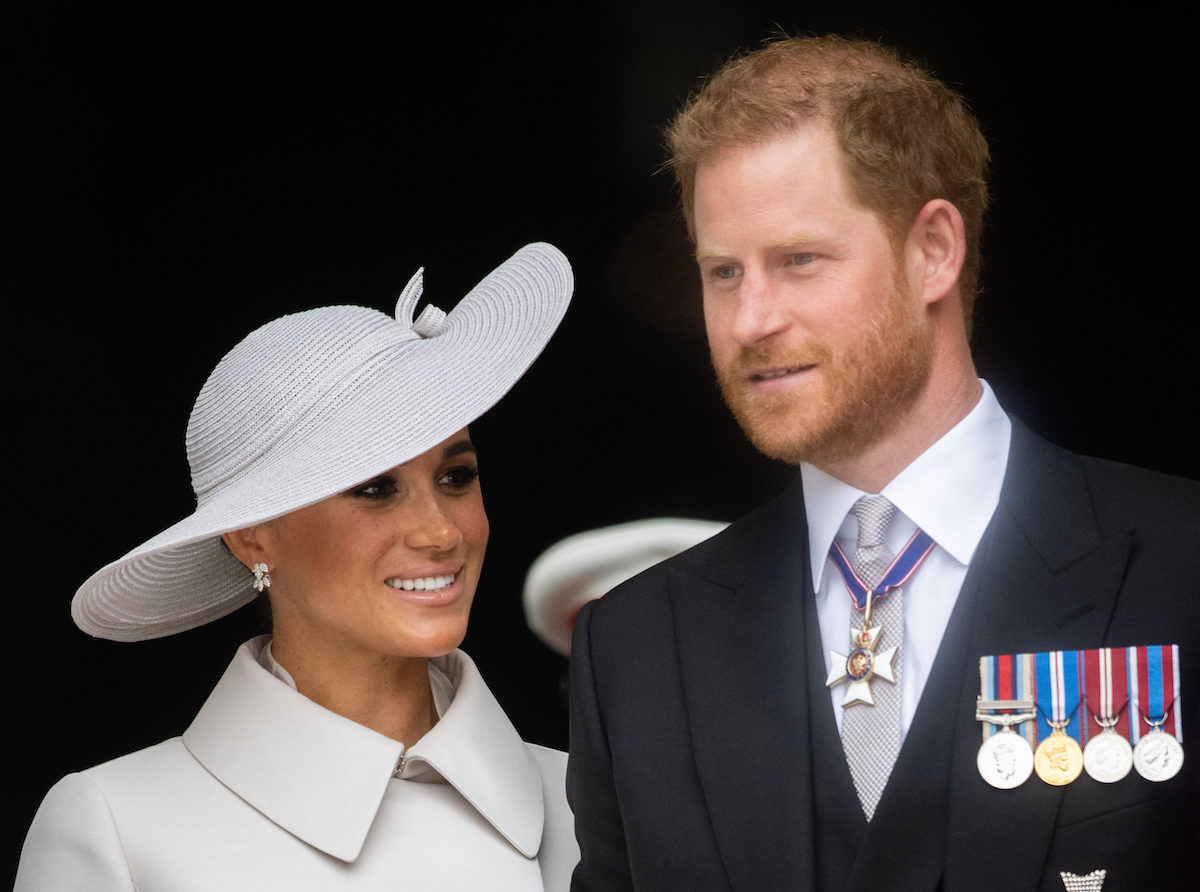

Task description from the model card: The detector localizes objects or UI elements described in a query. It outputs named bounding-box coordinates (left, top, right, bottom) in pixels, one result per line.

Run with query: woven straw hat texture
left=523, top=518, right=729, bottom=656
left=73, top=242, right=573, bottom=641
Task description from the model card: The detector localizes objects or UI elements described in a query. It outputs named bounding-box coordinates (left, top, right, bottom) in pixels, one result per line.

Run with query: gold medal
left=1034, top=725, right=1084, bottom=785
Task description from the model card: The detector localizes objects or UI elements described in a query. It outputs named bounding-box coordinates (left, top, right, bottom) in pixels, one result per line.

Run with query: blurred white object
left=523, top=518, right=729, bottom=657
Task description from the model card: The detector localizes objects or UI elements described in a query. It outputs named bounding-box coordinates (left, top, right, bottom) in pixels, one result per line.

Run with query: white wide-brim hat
left=74, top=242, right=573, bottom=641
left=522, top=518, right=729, bottom=656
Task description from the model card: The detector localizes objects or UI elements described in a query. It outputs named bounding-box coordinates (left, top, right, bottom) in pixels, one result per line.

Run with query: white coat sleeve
left=15, top=773, right=138, bottom=892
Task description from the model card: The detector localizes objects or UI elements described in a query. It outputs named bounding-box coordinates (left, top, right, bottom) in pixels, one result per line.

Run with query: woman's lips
left=385, top=572, right=456, bottom=592
left=384, top=565, right=466, bottom=604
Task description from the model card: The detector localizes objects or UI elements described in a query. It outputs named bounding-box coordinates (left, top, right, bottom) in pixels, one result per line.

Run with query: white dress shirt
left=16, top=637, right=578, bottom=891
left=801, top=380, right=1011, bottom=740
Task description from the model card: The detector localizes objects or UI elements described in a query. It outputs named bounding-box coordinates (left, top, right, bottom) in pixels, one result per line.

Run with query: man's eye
left=439, top=466, right=480, bottom=490
left=716, top=266, right=739, bottom=279
left=791, top=253, right=817, bottom=266
left=351, top=476, right=397, bottom=499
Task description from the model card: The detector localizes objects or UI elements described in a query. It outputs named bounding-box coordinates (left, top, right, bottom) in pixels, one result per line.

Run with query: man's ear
left=222, top=526, right=272, bottom=571
left=908, top=199, right=966, bottom=305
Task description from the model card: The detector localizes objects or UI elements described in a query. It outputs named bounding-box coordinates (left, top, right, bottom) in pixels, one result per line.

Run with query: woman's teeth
left=387, top=573, right=456, bottom=592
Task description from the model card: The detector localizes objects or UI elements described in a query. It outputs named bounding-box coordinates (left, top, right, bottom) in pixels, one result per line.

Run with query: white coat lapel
left=182, top=639, right=546, bottom=864
left=183, top=637, right=402, bottom=862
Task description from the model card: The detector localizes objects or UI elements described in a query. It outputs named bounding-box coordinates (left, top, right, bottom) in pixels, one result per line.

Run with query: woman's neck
left=269, top=632, right=438, bottom=747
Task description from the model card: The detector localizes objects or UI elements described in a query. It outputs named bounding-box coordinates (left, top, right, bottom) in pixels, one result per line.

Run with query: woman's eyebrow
left=443, top=440, right=477, bottom=459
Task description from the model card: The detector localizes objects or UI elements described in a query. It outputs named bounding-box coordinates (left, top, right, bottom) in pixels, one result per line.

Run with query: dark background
left=2, top=2, right=1191, bottom=881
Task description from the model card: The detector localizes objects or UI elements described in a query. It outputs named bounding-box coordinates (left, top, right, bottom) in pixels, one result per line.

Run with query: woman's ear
left=221, top=526, right=271, bottom=571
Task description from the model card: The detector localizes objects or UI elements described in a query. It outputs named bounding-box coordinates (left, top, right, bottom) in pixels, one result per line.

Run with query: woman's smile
left=230, top=428, right=489, bottom=669
left=385, top=571, right=458, bottom=593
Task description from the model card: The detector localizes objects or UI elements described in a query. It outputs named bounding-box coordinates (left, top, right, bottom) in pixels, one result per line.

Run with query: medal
left=826, top=529, right=934, bottom=708
left=1083, top=719, right=1134, bottom=784
left=1034, top=723, right=1084, bottom=785
left=1082, top=648, right=1132, bottom=783
left=1129, top=644, right=1185, bottom=782
left=825, top=613, right=898, bottom=708
left=1133, top=720, right=1185, bottom=782
left=1033, top=650, right=1084, bottom=786
left=977, top=653, right=1038, bottom=787
left=980, top=643, right=1183, bottom=791
left=975, top=698, right=1036, bottom=789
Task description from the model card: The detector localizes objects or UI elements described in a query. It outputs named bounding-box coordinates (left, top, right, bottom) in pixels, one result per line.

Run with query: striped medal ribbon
left=976, top=653, right=1037, bottom=788
left=1033, top=650, right=1084, bottom=785
left=978, top=644, right=1184, bottom=789
left=1128, top=645, right=1185, bottom=782
left=1082, top=648, right=1133, bottom=783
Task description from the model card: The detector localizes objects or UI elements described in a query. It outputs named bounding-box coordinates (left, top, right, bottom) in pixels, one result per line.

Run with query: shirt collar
left=801, top=380, right=1011, bottom=592
left=182, top=636, right=544, bottom=863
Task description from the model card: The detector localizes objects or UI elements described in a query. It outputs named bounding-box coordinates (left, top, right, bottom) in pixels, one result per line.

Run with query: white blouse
left=16, top=637, right=578, bottom=891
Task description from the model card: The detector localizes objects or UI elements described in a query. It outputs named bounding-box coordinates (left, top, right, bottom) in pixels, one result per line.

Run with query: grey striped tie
left=840, top=495, right=902, bottom=820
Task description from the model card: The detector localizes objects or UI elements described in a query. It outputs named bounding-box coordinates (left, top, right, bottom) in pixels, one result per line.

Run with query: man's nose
left=728, top=273, right=790, bottom=347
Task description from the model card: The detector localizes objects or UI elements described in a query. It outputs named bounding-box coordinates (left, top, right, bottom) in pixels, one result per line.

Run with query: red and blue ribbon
left=828, top=528, right=936, bottom=610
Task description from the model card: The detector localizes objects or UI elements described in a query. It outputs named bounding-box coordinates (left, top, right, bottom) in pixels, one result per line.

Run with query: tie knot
left=852, top=495, right=896, bottom=550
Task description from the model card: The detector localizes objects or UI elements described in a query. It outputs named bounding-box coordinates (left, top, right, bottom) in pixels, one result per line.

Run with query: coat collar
left=801, top=379, right=1011, bottom=591
left=182, top=637, right=543, bottom=863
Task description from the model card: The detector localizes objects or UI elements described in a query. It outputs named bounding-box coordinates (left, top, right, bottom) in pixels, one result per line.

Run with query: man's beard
left=713, top=279, right=934, bottom=467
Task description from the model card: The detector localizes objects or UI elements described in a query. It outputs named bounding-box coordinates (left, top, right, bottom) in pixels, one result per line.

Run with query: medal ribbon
left=1128, top=644, right=1182, bottom=744
left=1082, top=647, right=1130, bottom=744
left=1034, top=650, right=1083, bottom=742
left=979, top=652, right=1036, bottom=745
left=828, top=528, right=936, bottom=611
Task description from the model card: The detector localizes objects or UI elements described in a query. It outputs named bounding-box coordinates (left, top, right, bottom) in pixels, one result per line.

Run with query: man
left=568, top=36, right=1198, bottom=891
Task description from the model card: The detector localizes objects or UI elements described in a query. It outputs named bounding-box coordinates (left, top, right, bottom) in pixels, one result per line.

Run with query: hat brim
left=522, top=518, right=729, bottom=656
left=73, top=242, right=573, bottom=641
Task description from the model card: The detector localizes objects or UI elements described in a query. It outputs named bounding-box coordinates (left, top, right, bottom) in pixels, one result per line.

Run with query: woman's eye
left=351, top=476, right=397, bottom=499
left=438, top=465, right=480, bottom=490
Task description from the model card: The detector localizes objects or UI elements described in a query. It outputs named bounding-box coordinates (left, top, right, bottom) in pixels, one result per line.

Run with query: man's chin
left=725, top=382, right=893, bottom=466
left=728, top=400, right=835, bottom=465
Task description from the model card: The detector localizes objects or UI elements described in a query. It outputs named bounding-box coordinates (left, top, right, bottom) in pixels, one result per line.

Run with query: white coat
left=16, top=637, right=579, bottom=890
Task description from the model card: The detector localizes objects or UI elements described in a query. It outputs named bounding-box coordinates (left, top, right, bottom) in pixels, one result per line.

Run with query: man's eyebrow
left=768, top=231, right=825, bottom=249
left=694, top=232, right=828, bottom=262
left=443, top=440, right=477, bottom=459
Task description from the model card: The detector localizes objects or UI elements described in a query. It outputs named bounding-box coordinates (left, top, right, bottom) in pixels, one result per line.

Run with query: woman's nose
left=403, top=499, right=462, bottom=551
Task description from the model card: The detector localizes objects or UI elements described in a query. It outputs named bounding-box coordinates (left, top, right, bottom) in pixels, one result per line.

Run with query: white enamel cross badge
left=826, top=604, right=898, bottom=708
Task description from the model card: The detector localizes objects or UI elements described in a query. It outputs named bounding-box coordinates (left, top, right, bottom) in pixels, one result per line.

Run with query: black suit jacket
left=568, top=420, right=1200, bottom=891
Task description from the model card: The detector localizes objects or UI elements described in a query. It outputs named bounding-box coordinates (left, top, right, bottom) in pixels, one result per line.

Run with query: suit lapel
left=669, top=482, right=820, bottom=892
left=943, top=419, right=1133, bottom=891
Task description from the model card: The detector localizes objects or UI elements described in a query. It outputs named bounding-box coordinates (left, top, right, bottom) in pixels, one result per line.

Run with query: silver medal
left=1133, top=729, right=1184, bottom=782
left=976, top=699, right=1037, bottom=789
left=1082, top=730, right=1133, bottom=783
left=977, top=729, right=1035, bottom=789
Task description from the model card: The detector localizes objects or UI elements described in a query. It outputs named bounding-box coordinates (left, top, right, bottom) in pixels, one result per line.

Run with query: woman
left=16, top=243, right=578, bottom=890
